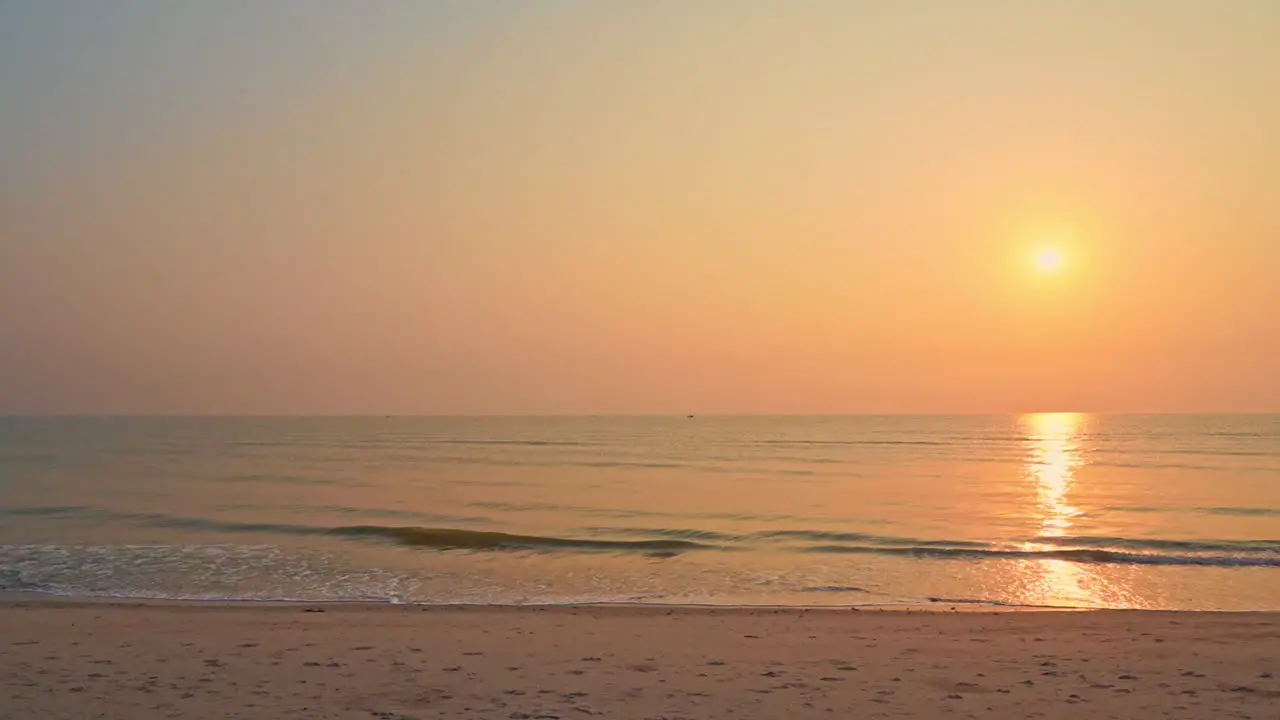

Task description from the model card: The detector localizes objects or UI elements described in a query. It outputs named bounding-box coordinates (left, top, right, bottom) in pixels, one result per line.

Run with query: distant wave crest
left=7, top=505, right=1277, bottom=566
left=328, top=526, right=715, bottom=553
left=1104, top=505, right=1280, bottom=517
left=801, top=545, right=1280, bottom=567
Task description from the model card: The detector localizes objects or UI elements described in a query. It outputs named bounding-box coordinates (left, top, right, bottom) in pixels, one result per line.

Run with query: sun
left=1034, top=249, right=1064, bottom=272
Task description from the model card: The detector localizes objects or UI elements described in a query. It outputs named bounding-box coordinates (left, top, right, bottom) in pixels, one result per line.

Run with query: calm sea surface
left=1, top=415, right=1277, bottom=610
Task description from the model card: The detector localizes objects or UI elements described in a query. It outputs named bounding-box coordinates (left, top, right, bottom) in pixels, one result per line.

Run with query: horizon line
left=3, top=411, right=1277, bottom=419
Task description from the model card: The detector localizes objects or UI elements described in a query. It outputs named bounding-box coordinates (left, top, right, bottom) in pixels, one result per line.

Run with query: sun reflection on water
left=1028, top=413, right=1084, bottom=538
left=1019, top=412, right=1098, bottom=607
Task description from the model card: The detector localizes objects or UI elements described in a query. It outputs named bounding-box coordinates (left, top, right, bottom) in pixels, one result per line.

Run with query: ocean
left=1, top=414, right=1277, bottom=610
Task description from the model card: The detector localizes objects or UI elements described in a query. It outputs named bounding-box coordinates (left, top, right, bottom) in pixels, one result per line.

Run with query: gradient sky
left=2, top=1, right=1277, bottom=415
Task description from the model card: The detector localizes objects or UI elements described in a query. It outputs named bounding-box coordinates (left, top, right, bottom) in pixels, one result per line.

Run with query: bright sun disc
left=1035, top=249, right=1064, bottom=272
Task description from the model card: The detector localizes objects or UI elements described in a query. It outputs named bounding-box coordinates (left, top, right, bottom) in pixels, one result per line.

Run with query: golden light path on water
left=1016, top=413, right=1143, bottom=608
left=1022, top=413, right=1090, bottom=606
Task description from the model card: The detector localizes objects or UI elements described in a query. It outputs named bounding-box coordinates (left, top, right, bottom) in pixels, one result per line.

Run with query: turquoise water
left=1, top=414, right=1277, bottom=609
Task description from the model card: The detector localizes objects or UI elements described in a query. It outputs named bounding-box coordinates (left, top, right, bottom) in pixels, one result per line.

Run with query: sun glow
left=1035, top=248, right=1064, bottom=272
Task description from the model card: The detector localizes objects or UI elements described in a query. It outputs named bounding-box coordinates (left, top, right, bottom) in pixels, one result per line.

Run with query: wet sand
left=1, top=599, right=1276, bottom=719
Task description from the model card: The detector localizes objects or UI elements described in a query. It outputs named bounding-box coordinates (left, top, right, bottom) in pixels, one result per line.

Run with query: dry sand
left=1, top=599, right=1276, bottom=719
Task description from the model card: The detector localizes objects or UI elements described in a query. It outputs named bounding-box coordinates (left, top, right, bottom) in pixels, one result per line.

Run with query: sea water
left=1, top=414, right=1277, bottom=610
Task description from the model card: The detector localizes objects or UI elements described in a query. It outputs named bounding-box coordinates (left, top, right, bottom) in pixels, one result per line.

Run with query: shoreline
left=5, top=588, right=1278, bottom=614
left=0, top=589, right=1187, bottom=613
left=0, top=589, right=1080, bottom=609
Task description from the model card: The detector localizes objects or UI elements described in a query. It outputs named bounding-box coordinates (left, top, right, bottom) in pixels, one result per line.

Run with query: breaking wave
left=4, top=505, right=1276, bottom=566
left=327, top=526, right=715, bottom=553
left=800, top=545, right=1280, bottom=567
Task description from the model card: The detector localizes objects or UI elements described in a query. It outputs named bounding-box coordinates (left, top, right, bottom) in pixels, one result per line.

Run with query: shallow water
left=1, top=414, right=1277, bottom=609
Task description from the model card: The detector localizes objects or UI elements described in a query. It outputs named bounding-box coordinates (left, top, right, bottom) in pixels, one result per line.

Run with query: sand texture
left=1, top=601, right=1277, bottom=719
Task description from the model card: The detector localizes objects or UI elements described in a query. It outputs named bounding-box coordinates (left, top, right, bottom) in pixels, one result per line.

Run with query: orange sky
left=2, top=1, right=1277, bottom=414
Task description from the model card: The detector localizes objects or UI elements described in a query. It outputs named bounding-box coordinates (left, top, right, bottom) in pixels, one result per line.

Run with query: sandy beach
left=1, top=600, right=1276, bottom=719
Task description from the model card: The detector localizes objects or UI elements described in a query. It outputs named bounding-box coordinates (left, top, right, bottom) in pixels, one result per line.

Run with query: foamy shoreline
left=3, top=596, right=1276, bottom=718
left=9, top=586, right=1278, bottom=613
